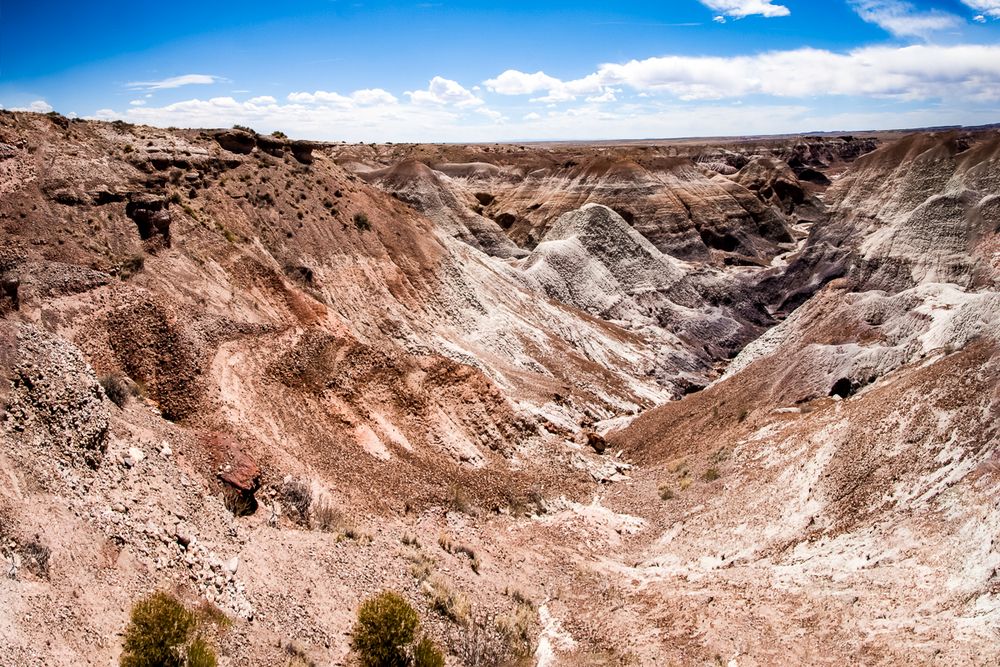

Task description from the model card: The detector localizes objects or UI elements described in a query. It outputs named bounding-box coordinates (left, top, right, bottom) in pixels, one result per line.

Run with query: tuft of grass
left=424, top=576, right=468, bottom=624
left=658, top=484, right=674, bottom=501
left=311, top=497, right=342, bottom=533
left=703, top=468, right=721, bottom=482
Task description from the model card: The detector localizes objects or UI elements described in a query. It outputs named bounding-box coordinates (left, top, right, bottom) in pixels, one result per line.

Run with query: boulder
left=213, top=130, right=256, bottom=155
left=201, top=432, right=261, bottom=493
left=125, top=194, right=171, bottom=247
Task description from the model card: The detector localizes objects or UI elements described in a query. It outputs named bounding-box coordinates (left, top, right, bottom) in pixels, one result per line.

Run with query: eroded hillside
left=0, top=111, right=997, bottom=666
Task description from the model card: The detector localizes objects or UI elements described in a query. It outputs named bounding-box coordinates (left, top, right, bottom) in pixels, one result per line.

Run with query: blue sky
left=2, top=0, right=999, bottom=141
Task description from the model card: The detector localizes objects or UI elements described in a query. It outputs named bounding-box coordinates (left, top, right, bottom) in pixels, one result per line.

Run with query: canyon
left=0, top=111, right=997, bottom=665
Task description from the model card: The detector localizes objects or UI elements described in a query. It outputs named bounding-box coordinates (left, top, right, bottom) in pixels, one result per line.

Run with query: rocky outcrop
left=211, top=129, right=317, bottom=164
left=212, top=129, right=257, bottom=155
left=362, top=160, right=524, bottom=258
left=125, top=194, right=171, bottom=247
left=1, top=322, right=109, bottom=466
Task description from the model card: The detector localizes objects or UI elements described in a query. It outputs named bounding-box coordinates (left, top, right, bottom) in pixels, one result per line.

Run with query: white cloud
left=89, top=91, right=498, bottom=142
left=483, top=70, right=564, bottom=95
left=586, top=89, right=618, bottom=103
left=713, top=15, right=727, bottom=23
left=126, top=74, right=221, bottom=91
left=5, top=100, right=54, bottom=112
left=961, top=0, right=1000, bottom=18
left=487, top=44, right=1000, bottom=102
left=486, top=69, right=608, bottom=103
left=287, top=88, right=398, bottom=107
left=350, top=88, right=399, bottom=105
left=476, top=107, right=504, bottom=122
left=849, top=0, right=960, bottom=38
left=407, top=76, right=484, bottom=107
left=86, top=92, right=1000, bottom=143
left=698, top=0, right=789, bottom=18
left=288, top=90, right=354, bottom=106
left=129, top=99, right=146, bottom=106
left=974, top=14, right=987, bottom=21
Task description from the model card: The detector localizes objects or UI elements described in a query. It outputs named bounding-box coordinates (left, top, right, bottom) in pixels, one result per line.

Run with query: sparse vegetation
left=120, top=591, right=220, bottom=667
left=658, top=484, right=674, bottom=500
left=425, top=576, right=468, bottom=623
left=278, top=479, right=313, bottom=526
left=232, top=124, right=255, bottom=134
left=449, top=609, right=537, bottom=667
left=119, top=253, right=146, bottom=280
left=353, top=212, right=372, bottom=231
left=447, top=483, right=473, bottom=514
left=20, top=536, right=50, bottom=578
left=282, top=640, right=316, bottom=667
left=311, top=496, right=342, bottom=532
left=703, top=467, right=721, bottom=482
left=351, top=591, right=444, bottom=667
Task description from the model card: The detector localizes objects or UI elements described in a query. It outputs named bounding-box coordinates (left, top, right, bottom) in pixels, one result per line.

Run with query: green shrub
left=411, top=637, right=444, bottom=667
left=120, top=591, right=218, bottom=667
left=352, top=591, right=443, bottom=667
left=352, top=591, right=418, bottom=667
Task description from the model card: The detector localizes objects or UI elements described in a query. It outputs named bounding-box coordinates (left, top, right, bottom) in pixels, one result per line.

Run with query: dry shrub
left=450, top=608, right=538, bottom=667
left=311, top=497, right=342, bottom=532
left=20, top=537, right=50, bottom=578
left=278, top=479, right=312, bottom=526
left=426, top=576, right=469, bottom=624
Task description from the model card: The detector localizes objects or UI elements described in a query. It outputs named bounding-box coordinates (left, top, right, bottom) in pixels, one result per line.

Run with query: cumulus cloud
left=849, top=0, right=960, bottom=38
left=486, top=44, right=1000, bottom=102
left=961, top=0, right=1000, bottom=18
left=288, top=88, right=398, bottom=106
left=406, top=76, right=484, bottom=107
left=697, top=0, right=790, bottom=18
left=3, top=100, right=54, bottom=112
left=485, top=69, right=607, bottom=103
left=483, top=70, right=564, bottom=95
left=126, top=74, right=221, bottom=91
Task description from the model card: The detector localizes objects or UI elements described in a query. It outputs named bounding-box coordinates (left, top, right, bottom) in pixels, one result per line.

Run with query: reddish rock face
left=202, top=432, right=261, bottom=493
